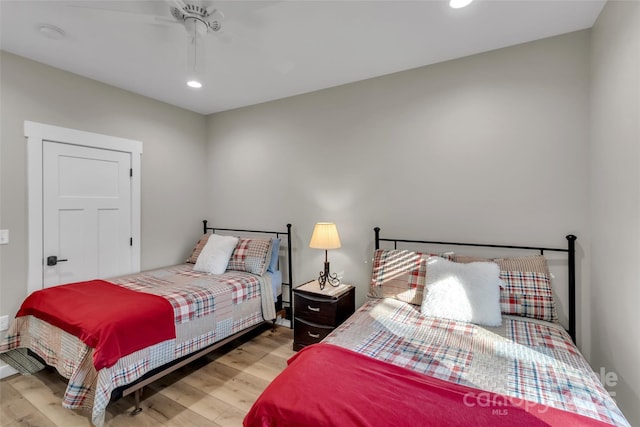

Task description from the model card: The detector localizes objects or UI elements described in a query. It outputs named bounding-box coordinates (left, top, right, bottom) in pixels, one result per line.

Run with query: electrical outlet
left=0, top=315, right=9, bottom=331
left=0, top=229, right=8, bottom=245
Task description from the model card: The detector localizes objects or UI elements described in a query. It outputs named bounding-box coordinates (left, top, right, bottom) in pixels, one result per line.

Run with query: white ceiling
left=1, top=0, right=606, bottom=115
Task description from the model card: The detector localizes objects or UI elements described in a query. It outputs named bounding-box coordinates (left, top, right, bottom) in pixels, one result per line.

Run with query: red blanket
left=17, top=280, right=175, bottom=370
left=244, top=343, right=611, bottom=427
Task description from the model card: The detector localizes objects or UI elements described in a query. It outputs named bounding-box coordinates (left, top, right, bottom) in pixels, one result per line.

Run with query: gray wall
left=206, top=29, right=591, bottom=344
left=0, top=51, right=209, bottom=328
left=589, top=1, right=640, bottom=425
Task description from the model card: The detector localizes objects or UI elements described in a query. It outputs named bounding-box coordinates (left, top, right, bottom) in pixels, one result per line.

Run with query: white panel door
left=43, top=141, right=133, bottom=288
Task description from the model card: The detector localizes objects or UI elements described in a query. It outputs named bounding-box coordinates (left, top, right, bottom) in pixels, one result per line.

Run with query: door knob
left=47, top=256, right=68, bottom=266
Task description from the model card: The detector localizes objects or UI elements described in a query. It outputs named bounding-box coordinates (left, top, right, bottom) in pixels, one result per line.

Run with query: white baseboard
left=0, top=361, right=19, bottom=379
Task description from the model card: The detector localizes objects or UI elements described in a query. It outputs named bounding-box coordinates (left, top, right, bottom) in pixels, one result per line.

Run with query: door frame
left=25, top=121, right=142, bottom=295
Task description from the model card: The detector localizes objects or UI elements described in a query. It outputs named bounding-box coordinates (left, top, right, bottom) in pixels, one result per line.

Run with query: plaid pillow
left=453, top=254, right=557, bottom=322
left=499, top=271, right=557, bottom=322
left=186, top=234, right=210, bottom=264
left=226, top=238, right=273, bottom=276
left=493, top=255, right=550, bottom=275
left=369, top=249, right=453, bottom=305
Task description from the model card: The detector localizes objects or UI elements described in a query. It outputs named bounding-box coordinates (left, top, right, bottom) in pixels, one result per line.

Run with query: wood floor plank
left=103, top=394, right=163, bottom=427
left=0, top=326, right=294, bottom=426
left=0, top=380, right=56, bottom=427
left=7, top=372, right=90, bottom=426
left=210, top=406, right=247, bottom=427
left=135, top=389, right=221, bottom=427
left=170, top=359, right=268, bottom=413
left=152, top=380, right=230, bottom=423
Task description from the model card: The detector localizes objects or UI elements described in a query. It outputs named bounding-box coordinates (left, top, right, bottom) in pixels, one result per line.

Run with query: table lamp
left=309, top=222, right=342, bottom=289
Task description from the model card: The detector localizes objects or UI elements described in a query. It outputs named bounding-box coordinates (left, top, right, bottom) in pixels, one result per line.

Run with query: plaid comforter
left=110, top=265, right=264, bottom=324
left=1, top=264, right=272, bottom=427
left=323, top=298, right=629, bottom=427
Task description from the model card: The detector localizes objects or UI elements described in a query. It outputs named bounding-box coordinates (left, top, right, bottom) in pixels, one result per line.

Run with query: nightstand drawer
left=292, top=282, right=355, bottom=351
left=294, top=292, right=339, bottom=325
left=294, top=318, right=334, bottom=349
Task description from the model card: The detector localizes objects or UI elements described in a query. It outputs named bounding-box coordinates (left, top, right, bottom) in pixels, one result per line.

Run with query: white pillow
left=421, top=257, right=502, bottom=327
left=193, top=234, right=239, bottom=274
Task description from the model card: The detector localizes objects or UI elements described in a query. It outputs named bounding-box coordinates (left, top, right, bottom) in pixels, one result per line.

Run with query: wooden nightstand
left=293, top=280, right=355, bottom=351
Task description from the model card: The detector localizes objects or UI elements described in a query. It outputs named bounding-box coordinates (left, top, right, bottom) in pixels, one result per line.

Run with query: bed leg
left=272, top=309, right=287, bottom=331
left=131, top=388, right=143, bottom=416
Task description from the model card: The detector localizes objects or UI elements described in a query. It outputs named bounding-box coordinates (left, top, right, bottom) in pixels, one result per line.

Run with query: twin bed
left=244, top=228, right=630, bottom=426
left=0, top=221, right=293, bottom=427
left=1, top=223, right=631, bottom=426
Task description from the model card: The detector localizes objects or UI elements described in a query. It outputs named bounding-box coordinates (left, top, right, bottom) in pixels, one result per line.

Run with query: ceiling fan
left=67, top=0, right=232, bottom=87
left=64, top=0, right=279, bottom=87
left=164, top=0, right=227, bottom=88
left=66, top=0, right=255, bottom=42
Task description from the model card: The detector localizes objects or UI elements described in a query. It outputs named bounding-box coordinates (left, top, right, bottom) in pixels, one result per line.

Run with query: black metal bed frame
left=374, top=227, right=577, bottom=342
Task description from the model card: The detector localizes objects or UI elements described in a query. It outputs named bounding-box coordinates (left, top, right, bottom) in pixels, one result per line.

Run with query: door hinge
left=130, top=237, right=133, bottom=246
left=130, top=168, right=133, bottom=177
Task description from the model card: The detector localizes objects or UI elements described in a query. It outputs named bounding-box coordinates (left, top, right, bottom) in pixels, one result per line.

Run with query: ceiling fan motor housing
left=170, top=3, right=221, bottom=32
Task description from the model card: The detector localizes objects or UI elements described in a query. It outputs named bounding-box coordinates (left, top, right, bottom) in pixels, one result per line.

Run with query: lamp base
left=318, top=261, right=341, bottom=290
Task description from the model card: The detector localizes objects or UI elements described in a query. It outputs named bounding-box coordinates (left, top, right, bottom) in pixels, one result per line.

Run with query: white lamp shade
left=309, top=223, right=341, bottom=250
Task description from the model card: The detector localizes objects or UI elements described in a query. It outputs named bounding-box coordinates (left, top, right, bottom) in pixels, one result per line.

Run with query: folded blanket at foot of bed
left=15, top=279, right=175, bottom=370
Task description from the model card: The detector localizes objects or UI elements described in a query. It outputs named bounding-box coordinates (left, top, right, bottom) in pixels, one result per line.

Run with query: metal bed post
left=286, top=223, right=293, bottom=320
left=567, top=234, right=577, bottom=343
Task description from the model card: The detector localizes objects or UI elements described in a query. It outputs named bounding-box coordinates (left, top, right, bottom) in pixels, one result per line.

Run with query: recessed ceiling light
left=187, top=80, right=203, bottom=89
left=37, top=24, right=65, bottom=40
left=450, top=0, right=473, bottom=9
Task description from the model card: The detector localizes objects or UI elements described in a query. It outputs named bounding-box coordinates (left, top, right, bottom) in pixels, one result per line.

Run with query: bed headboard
left=373, top=227, right=577, bottom=343
left=203, top=220, right=293, bottom=319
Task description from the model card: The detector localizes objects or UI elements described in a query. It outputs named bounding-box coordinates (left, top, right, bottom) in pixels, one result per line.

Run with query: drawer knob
left=307, top=331, right=320, bottom=339
left=307, top=305, right=320, bottom=312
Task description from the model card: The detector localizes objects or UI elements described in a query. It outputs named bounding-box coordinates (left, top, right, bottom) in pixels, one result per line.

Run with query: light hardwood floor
left=0, top=324, right=294, bottom=427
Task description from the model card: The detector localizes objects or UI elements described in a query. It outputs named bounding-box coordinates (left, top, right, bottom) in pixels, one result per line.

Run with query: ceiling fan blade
left=65, top=1, right=176, bottom=26
left=168, top=0, right=189, bottom=14
left=212, top=29, right=234, bottom=44
left=215, top=0, right=281, bottom=34
left=205, top=5, right=221, bottom=18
